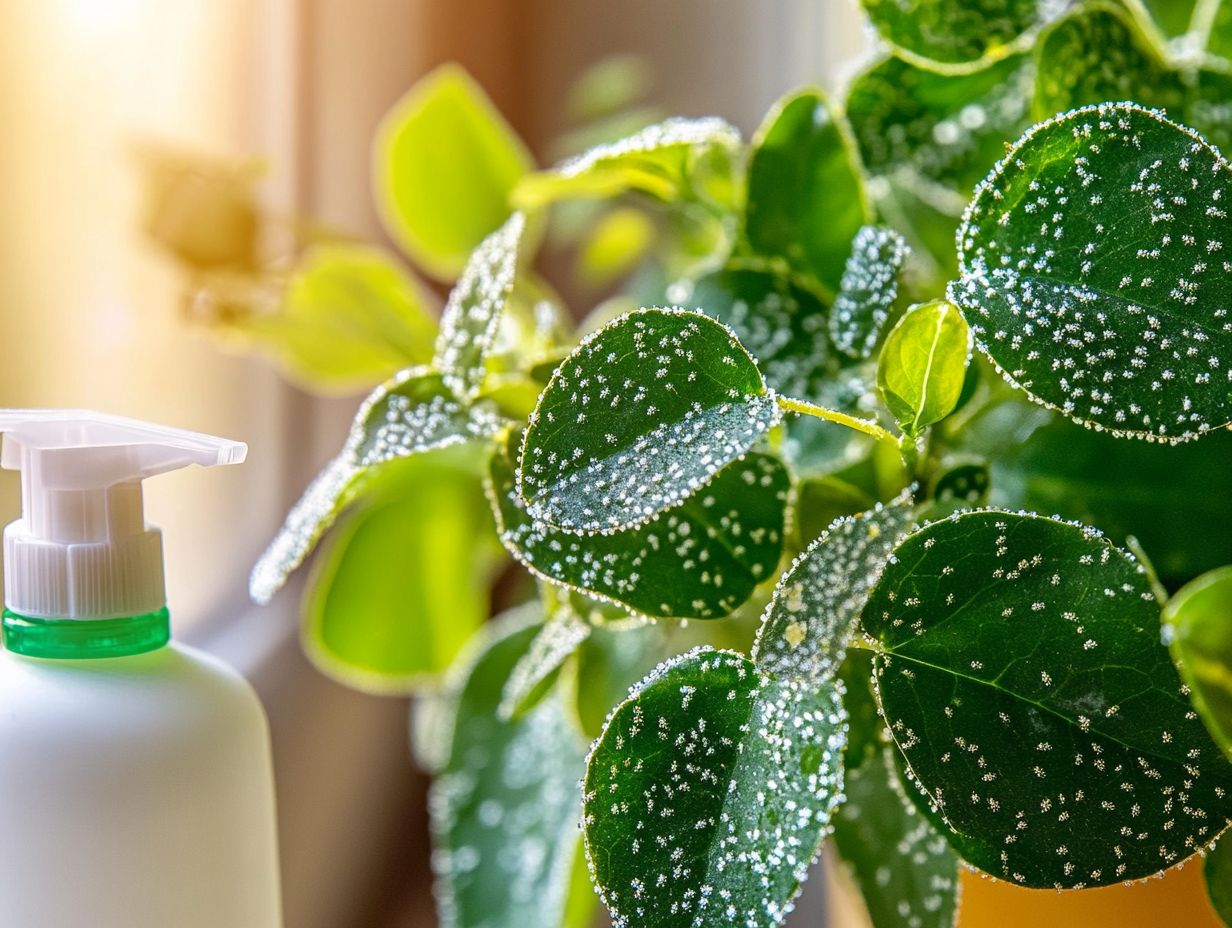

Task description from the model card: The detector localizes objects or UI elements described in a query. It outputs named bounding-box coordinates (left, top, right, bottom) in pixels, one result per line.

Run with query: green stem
left=777, top=395, right=896, bottom=444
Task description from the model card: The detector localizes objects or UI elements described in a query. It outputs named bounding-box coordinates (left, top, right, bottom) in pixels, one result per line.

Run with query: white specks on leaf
left=753, top=490, right=916, bottom=683
left=519, top=308, right=780, bottom=534
left=434, top=212, right=524, bottom=401
left=951, top=102, right=1232, bottom=443
left=832, top=226, right=911, bottom=359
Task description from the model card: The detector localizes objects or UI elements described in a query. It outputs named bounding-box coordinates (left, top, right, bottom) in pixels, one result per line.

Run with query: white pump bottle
left=0, top=409, right=282, bottom=928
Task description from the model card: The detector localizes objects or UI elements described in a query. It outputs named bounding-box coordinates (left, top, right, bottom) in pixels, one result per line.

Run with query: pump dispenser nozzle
left=0, top=410, right=246, bottom=621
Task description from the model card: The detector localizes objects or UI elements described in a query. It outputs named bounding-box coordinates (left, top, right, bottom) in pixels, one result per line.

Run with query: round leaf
left=877, top=299, right=972, bottom=438
left=859, top=0, right=1044, bottom=69
left=519, top=308, right=779, bottom=533
left=745, top=89, right=870, bottom=295
left=373, top=64, right=533, bottom=280
left=491, top=430, right=789, bottom=619
left=1165, top=566, right=1232, bottom=760
left=951, top=102, right=1232, bottom=443
left=865, top=511, right=1232, bottom=888
left=582, top=647, right=846, bottom=928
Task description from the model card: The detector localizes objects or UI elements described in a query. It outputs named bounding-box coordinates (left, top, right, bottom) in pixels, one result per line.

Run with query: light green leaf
left=859, top=0, right=1045, bottom=69
left=243, top=244, right=437, bottom=392
left=877, top=299, right=971, bottom=438
left=745, top=88, right=870, bottom=295
left=832, top=226, right=911, bottom=359
left=951, top=102, right=1232, bottom=443
left=513, top=116, right=740, bottom=209
left=434, top=212, right=525, bottom=401
left=1207, top=832, right=1232, bottom=927
left=577, top=207, right=656, bottom=287
left=865, top=511, right=1232, bottom=887
left=374, top=64, right=533, bottom=280
left=832, top=742, right=960, bottom=928
left=249, top=367, right=504, bottom=603
left=302, top=450, right=500, bottom=693
left=1165, top=566, right=1232, bottom=760
left=582, top=647, right=846, bottom=928
left=753, top=492, right=915, bottom=683
left=491, top=429, right=789, bottom=619
left=432, top=612, right=587, bottom=928
left=519, top=308, right=779, bottom=533
left=678, top=266, right=834, bottom=399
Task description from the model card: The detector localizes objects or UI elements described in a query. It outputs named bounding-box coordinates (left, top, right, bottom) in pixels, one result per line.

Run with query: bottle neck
left=1, top=607, right=170, bottom=659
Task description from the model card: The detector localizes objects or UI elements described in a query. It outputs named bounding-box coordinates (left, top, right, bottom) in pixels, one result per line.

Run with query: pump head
left=0, top=410, right=246, bottom=620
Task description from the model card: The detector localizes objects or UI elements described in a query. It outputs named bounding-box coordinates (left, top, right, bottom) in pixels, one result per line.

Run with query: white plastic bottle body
left=0, top=641, right=283, bottom=928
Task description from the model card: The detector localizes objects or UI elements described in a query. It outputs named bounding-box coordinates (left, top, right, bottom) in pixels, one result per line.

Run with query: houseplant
left=153, top=2, right=1232, bottom=926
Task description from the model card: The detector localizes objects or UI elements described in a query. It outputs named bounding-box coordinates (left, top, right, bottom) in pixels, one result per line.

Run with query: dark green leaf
left=1033, top=3, right=1232, bottom=152
left=865, top=511, right=1232, bottom=887
left=677, top=266, right=833, bottom=398
left=513, top=117, right=740, bottom=209
left=745, top=89, right=870, bottom=295
left=499, top=609, right=591, bottom=721
left=832, top=744, right=960, bottom=928
left=434, top=212, right=525, bottom=401
left=302, top=451, right=501, bottom=693
left=951, top=102, right=1232, bottom=443
left=582, top=647, right=846, bottom=928
left=250, top=367, right=503, bottom=603
left=985, top=412, right=1232, bottom=586
left=832, top=226, right=911, bottom=359
left=859, top=0, right=1045, bottom=68
left=432, top=612, right=588, bottom=928
left=374, top=64, right=532, bottom=280
left=877, top=299, right=972, bottom=438
left=1165, top=566, right=1232, bottom=760
left=753, top=493, right=914, bottom=683
left=491, top=429, right=788, bottom=619
left=1207, top=832, right=1232, bottom=926
left=519, top=308, right=779, bottom=532
left=846, top=52, right=1034, bottom=197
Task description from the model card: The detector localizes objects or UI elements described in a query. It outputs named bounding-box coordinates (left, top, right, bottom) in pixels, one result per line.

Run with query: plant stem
left=777, top=395, right=896, bottom=444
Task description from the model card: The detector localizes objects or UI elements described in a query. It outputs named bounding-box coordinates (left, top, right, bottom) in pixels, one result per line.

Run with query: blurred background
left=0, top=3, right=1223, bottom=928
